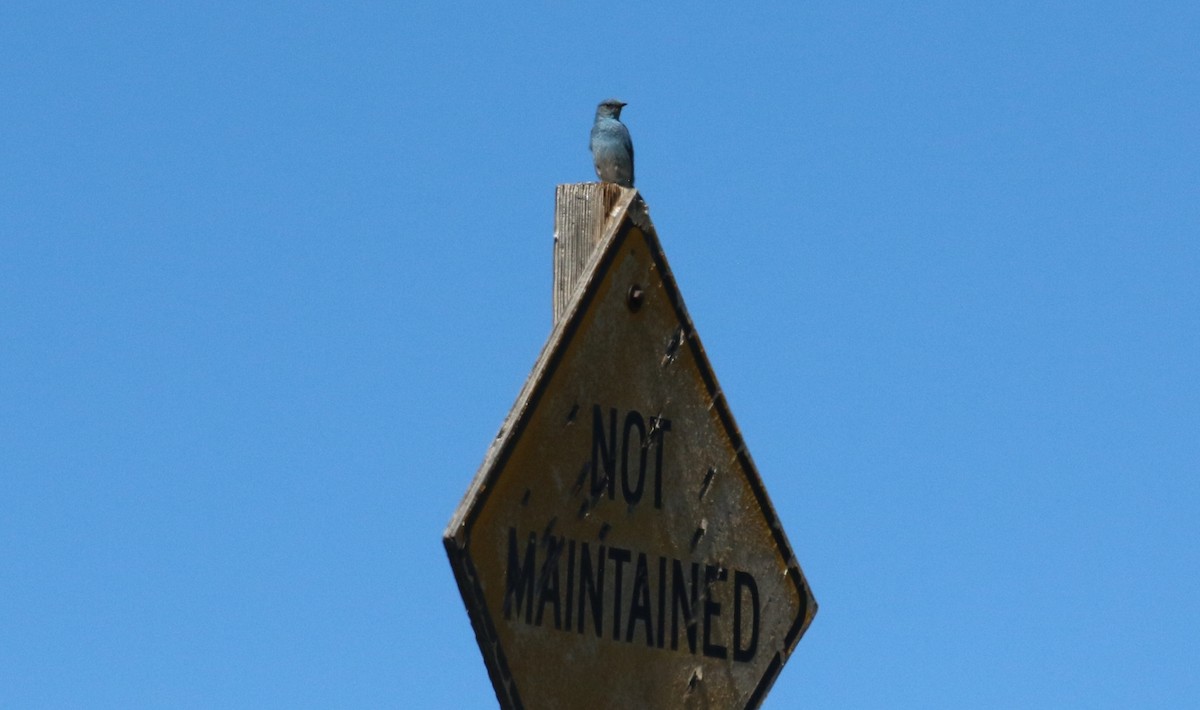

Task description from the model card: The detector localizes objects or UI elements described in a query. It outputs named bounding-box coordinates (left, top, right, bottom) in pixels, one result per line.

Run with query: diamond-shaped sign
left=445, top=193, right=816, bottom=709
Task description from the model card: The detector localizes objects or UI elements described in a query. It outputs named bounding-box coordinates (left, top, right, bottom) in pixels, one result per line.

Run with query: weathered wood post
left=552, top=183, right=652, bottom=323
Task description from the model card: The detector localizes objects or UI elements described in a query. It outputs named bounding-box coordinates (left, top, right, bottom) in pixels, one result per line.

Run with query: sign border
left=444, top=194, right=816, bottom=709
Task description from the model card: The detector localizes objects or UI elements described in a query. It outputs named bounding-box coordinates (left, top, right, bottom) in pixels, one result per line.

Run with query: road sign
left=445, top=194, right=816, bottom=709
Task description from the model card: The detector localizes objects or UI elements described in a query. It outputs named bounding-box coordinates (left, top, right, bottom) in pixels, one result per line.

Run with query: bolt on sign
left=445, top=189, right=816, bottom=709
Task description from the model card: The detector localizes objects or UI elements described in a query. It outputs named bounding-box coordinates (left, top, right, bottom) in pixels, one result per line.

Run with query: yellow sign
left=445, top=203, right=816, bottom=709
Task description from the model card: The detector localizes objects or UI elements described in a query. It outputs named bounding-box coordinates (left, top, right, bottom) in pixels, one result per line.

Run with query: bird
left=590, top=99, right=634, bottom=187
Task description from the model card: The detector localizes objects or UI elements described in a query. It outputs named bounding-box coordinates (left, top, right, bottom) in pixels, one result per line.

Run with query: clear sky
left=2, top=2, right=1197, bottom=708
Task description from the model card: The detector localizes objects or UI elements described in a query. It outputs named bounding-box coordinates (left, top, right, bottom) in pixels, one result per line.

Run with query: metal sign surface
left=445, top=204, right=816, bottom=709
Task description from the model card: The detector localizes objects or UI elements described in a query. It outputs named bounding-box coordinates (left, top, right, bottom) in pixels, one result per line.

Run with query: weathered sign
left=445, top=193, right=815, bottom=708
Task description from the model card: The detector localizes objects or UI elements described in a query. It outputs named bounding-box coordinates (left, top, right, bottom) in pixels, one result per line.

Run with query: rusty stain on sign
left=445, top=197, right=816, bottom=709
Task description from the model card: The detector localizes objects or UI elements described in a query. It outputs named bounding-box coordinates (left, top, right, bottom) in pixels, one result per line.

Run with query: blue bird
left=590, top=99, right=634, bottom=187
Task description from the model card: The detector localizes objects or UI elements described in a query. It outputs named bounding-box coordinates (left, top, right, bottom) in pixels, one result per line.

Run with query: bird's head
left=595, top=98, right=627, bottom=120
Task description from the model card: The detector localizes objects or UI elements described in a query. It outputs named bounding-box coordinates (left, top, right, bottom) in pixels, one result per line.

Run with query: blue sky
left=2, top=2, right=1197, bottom=707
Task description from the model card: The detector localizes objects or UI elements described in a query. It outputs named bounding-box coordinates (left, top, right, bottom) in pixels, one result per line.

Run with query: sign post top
left=446, top=186, right=815, bottom=709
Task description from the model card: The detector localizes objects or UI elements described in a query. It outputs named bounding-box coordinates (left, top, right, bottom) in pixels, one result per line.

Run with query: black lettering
left=651, top=417, right=671, bottom=509
left=608, top=546, right=631, bottom=640
left=591, top=405, right=617, bottom=499
left=564, top=539, right=576, bottom=628
left=626, top=552, right=654, bottom=646
left=505, top=528, right=755, bottom=664
left=621, top=410, right=648, bottom=504
left=577, top=542, right=605, bottom=636
left=504, top=528, right=537, bottom=624
left=656, top=555, right=667, bottom=648
left=733, top=570, right=760, bottom=662
left=703, top=564, right=728, bottom=659
left=671, top=559, right=699, bottom=653
left=535, top=536, right=562, bottom=629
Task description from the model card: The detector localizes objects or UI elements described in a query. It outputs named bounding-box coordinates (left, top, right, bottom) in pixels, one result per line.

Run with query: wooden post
left=553, top=183, right=652, bottom=324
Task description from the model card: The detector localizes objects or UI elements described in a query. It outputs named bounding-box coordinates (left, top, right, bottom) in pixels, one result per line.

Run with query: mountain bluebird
left=590, top=99, right=634, bottom=187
